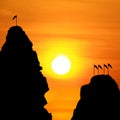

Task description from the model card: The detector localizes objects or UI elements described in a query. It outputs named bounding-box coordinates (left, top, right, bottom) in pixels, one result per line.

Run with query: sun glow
left=52, top=56, right=71, bottom=75
left=38, top=38, right=85, bottom=80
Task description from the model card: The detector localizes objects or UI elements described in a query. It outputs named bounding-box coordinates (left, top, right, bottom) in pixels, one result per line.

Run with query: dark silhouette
left=71, top=75, right=120, bottom=120
left=0, top=26, right=52, bottom=119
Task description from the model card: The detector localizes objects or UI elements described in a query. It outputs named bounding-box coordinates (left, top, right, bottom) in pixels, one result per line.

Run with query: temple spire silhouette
left=71, top=75, right=120, bottom=120
left=0, top=26, right=52, bottom=119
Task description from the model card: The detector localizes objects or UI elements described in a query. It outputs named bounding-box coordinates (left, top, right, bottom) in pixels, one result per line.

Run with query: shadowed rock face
left=0, top=26, right=52, bottom=120
left=71, top=75, right=120, bottom=120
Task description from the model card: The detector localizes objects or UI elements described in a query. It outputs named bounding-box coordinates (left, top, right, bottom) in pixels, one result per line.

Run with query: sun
left=51, top=55, right=71, bottom=75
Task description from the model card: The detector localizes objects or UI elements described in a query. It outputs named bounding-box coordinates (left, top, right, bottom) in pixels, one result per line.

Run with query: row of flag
left=94, top=64, right=112, bottom=69
left=93, top=64, right=112, bottom=75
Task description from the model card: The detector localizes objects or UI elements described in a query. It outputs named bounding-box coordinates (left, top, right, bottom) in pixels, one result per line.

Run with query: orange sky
left=0, top=0, right=120, bottom=120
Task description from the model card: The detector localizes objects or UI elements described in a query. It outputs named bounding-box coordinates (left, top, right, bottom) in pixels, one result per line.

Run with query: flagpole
left=93, top=64, right=99, bottom=76
left=108, top=64, right=112, bottom=75
left=98, top=67, right=99, bottom=75
left=12, top=15, right=17, bottom=26
left=103, top=66, right=105, bottom=74
left=16, top=16, right=17, bottom=26
left=93, top=65, right=95, bottom=76
left=108, top=67, right=109, bottom=75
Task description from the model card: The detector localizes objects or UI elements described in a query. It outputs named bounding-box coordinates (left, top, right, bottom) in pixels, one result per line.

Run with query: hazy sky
left=0, top=0, right=120, bottom=120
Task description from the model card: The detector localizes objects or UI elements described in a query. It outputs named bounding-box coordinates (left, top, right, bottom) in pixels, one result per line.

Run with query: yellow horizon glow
left=38, top=38, right=86, bottom=80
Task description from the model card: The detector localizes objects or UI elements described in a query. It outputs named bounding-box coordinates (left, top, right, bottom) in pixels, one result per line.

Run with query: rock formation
left=71, top=75, right=120, bottom=120
left=0, top=26, right=52, bottom=120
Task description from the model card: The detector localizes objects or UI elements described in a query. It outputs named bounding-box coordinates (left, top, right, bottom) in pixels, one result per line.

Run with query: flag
left=94, top=64, right=98, bottom=69
left=108, top=64, right=112, bottom=68
left=12, top=15, right=17, bottom=20
left=98, top=64, right=102, bottom=69
left=104, top=64, right=108, bottom=69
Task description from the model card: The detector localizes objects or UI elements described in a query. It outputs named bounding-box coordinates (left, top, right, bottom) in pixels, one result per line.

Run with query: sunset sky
left=0, top=0, right=120, bottom=120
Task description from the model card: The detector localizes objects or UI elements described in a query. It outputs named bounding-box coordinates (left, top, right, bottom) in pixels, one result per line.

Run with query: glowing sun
left=51, top=55, right=71, bottom=75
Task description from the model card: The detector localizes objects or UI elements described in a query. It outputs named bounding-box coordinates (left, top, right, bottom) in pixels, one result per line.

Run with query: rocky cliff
left=0, top=26, right=52, bottom=120
left=71, top=75, right=120, bottom=120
